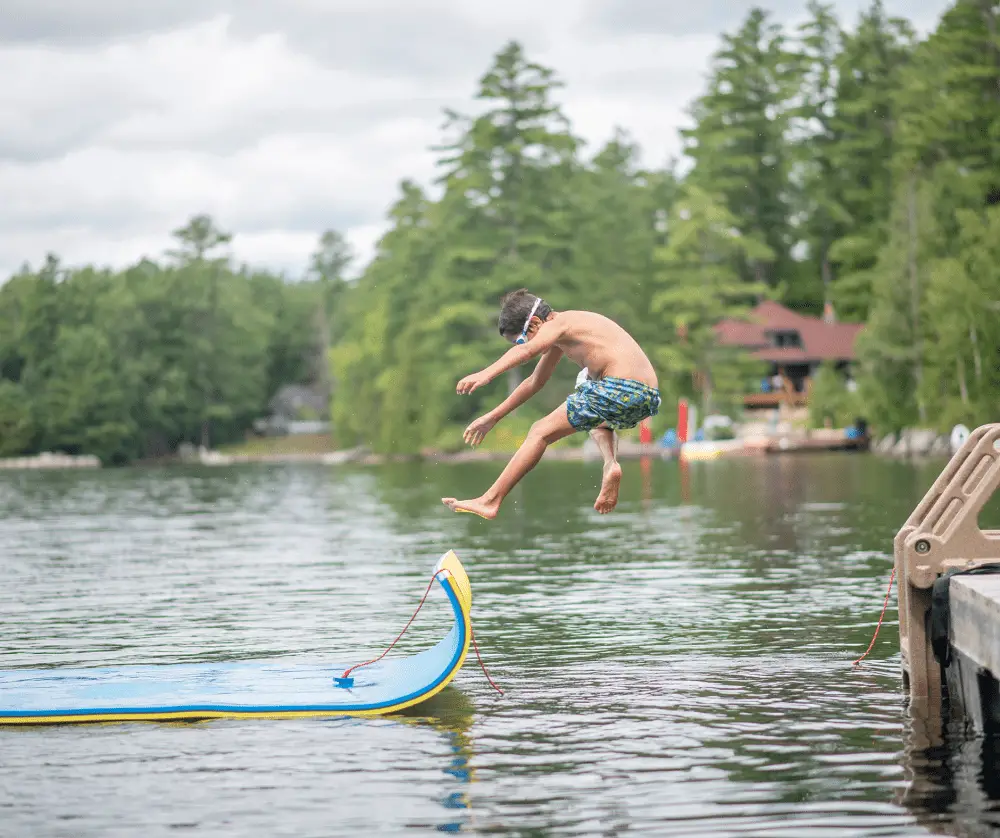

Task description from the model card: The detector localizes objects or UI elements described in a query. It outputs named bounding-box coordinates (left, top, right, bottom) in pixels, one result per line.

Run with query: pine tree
left=330, top=181, right=439, bottom=452
left=434, top=40, right=578, bottom=286
left=569, top=130, right=676, bottom=348
left=825, top=1, right=915, bottom=320
left=307, top=229, right=354, bottom=413
left=428, top=41, right=579, bottom=414
left=855, top=174, right=936, bottom=429
left=789, top=1, right=847, bottom=313
left=894, top=0, right=1000, bottom=206
left=682, top=8, right=800, bottom=288
left=652, top=185, right=769, bottom=415
left=858, top=0, right=1000, bottom=430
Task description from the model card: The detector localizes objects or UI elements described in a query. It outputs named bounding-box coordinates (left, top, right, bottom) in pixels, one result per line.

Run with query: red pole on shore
left=639, top=418, right=652, bottom=445
left=678, top=398, right=689, bottom=443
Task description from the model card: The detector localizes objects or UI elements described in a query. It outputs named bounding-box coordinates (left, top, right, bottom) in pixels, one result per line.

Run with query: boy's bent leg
left=443, top=405, right=577, bottom=519
left=589, top=425, right=617, bottom=465
left=591, top=425, right=622, bottom=514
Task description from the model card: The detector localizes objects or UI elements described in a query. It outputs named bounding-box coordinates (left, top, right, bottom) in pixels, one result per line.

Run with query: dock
left=895, top=423, right=1000, bottom=743
left=938, top=573, right=1000, bottom=732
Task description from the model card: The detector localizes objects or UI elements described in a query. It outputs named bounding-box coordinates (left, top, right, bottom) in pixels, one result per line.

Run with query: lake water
left=1, top=453, right=998, bottom=836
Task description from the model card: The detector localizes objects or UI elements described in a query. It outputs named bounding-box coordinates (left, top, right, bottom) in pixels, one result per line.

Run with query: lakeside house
left=254, top=383, right=330, bottom=436
left=714, top=301, right=864, bottom=411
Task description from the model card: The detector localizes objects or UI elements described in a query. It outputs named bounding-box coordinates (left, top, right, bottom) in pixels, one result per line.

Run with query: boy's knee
left=528, top=420, right=559, bottom=445
left=527, top=420, right=548, bottom=441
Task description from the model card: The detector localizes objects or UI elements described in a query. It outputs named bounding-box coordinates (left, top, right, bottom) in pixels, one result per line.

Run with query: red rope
left=470, top=622, right=504, bottom=695
left=341, top=569, right=504, bottom=695
left=853, top=566, right=896, bottom=667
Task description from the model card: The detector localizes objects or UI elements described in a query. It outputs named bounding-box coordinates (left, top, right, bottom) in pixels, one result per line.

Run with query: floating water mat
left=0, top=551, right=472, bottom=725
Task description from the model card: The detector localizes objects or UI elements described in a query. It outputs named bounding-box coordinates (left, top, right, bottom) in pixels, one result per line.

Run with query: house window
left=772, top=330, right=802, bottom=348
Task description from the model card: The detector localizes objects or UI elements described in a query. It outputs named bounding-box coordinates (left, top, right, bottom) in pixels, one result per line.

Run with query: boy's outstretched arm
left=463, top=348, right=563, bottom=446
left=456, top=320, right=563, bottom=395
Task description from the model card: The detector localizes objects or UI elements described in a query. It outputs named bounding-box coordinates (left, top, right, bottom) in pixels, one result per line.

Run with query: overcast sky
left=0, top=0, right=951, bottom=280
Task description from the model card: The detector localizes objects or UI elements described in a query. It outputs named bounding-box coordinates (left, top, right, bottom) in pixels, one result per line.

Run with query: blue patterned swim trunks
left=566, top=376, right=661, bottom=432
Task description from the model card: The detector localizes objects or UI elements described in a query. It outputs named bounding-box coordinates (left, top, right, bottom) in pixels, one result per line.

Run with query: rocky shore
left=0, top=452, right=101, bottom=470
left=192, top=439, right=665, bottom=467
left=869, top=429, right=955, bottom=458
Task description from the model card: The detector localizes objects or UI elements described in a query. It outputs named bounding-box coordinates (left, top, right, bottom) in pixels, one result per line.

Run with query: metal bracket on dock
left=896, top=423, right=1000, bottom=716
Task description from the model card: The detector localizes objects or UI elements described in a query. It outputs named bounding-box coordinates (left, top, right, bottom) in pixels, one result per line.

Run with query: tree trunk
left=316, top=283, right=332, bottom=411
left=700, top=358, right=714, bottom=417
left=200, top=261, right=218, bottom=450
left=958, top=354, right=969, bottom=405
left=821, top=237, right=833, bottom=307
left=504, top=99, right=522, bottom=395
left=982, top=1, right=1000, bottom=98
left=970, top=324, right=983, bottom=385
left=907, top=174, right=926, bottom=424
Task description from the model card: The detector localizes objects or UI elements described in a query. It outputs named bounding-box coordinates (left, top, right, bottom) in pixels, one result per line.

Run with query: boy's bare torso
left=547, top=310, right=658, bottom=388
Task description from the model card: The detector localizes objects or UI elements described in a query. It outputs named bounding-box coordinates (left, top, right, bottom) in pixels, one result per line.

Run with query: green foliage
left=5, top=6, right=1000, bottom=459
left=682, top=8, right=801, bottom=289
left=332, top=42, right=593, bottom=454
left=788, top=1, right=854, bottom=314
left=0, top=218, right=338, bottom=463
left=0, top=380, right=32, bottom=456
left=808, top=362, right=864, bottom=428
left=855, top=173, right=935, bottom=430
left=652, top=185, right=769, bottom=416
left=894, top=0, right=1000, bottom=203
left=856, top=0, right=1000, bottom=433
left=825, top=2, right=916, bottom=319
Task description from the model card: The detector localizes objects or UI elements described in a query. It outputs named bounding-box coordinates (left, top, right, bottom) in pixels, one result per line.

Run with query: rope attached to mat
left=470, top=623, right=504, bottom=694
left=339, top=569, right=503, bottom=695
left=853, top=566, right=896, bottom=667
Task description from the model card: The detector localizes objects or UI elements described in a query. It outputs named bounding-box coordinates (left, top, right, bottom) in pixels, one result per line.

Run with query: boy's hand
left=463, top=415, right=497, bottom=447
left=456, top=371, right=491, bottom=395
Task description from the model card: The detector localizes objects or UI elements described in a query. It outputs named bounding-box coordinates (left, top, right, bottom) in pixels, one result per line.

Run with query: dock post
left=896, top=423, right=1000, bottom=723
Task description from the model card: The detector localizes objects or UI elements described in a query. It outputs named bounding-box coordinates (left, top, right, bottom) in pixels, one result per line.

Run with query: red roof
left=715, top=300, right=863, bottom=362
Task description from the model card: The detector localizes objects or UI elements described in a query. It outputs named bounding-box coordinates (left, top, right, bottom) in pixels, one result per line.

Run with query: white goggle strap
left=519, top=297, right=542, bottom=340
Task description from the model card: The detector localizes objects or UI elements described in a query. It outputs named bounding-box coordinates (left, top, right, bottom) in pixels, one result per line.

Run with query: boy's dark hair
left=497, top=289, right=552, bottom=338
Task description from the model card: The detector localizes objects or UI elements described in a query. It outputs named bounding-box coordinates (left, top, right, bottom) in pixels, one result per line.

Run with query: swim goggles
left=515, top=297, right=542, bottom=345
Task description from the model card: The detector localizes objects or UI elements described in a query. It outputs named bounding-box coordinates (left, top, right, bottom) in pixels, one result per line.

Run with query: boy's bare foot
left=442, top=496, right=500, bottom=520
left=594, top=462, right=622, bottom=514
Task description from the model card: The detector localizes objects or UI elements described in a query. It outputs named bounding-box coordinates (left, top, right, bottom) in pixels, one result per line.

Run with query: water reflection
left=900, top=714, right=1000, bottom=836
left=5, top=454, right=1000, bottom=835
left=399, top=688, right=477, bottom=833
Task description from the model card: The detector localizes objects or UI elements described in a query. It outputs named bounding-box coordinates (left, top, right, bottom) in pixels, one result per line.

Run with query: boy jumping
left=442, top=289, right=660, bottom=519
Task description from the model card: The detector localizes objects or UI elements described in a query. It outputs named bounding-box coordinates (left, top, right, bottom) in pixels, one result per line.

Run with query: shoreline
left=0, top=452, right=101, bottom=470
left=4, top=428, right=954, bottom=472
left=189, top=440, right=673, bottom=467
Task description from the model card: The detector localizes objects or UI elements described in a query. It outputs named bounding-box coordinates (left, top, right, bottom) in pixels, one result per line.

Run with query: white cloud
left=549, top=32, right=720, bottom=165
left=0, top=0, right=956, bottom=280
left=593, top=0, right=947, bottom=36
left=0, top=17, right=455, bottom=275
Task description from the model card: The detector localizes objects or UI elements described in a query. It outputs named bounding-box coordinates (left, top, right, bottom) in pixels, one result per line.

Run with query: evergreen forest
left=1, top=0, right=998, bottom=462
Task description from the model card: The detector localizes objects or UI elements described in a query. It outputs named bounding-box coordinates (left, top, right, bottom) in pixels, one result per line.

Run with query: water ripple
left=0, top=456, right=993, bottom=836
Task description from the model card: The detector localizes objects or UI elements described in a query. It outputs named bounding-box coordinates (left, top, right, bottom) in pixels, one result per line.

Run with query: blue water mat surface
left=0, top=551, right=471, bottom=724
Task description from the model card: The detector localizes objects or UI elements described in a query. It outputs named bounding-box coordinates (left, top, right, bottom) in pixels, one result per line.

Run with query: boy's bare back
left=546, top=310, right=658, bottom=388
